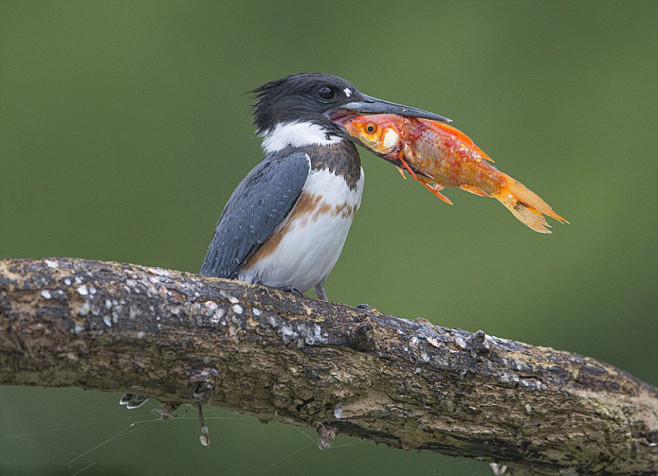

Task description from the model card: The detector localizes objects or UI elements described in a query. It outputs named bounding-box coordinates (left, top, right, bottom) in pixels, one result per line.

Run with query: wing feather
left=200, top=151, right=311, bottom=278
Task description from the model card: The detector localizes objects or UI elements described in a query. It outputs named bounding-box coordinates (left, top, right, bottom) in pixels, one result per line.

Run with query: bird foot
left=274, top=286, right=304, bottom=298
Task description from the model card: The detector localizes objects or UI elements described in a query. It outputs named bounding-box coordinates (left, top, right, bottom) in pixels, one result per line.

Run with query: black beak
left=330, top=93, right=451, bottom=123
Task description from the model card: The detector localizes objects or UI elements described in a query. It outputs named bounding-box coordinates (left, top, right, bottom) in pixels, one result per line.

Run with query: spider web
left=0, top=387, right=486, bottom=475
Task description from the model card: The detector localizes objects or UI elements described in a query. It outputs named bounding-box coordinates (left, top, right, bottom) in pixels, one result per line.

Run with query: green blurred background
left=1, top=1, right=656, bottom=474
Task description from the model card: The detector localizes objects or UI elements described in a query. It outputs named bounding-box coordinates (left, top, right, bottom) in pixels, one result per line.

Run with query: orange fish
left=338, top=114, right=568, bottom=233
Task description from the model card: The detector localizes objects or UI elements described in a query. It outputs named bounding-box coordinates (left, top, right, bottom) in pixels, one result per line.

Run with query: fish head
left=339, top=114, right=403, bottom=156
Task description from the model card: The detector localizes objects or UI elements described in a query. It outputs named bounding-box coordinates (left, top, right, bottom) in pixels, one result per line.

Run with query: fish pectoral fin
left=423, top=183, right=453, bottom=205
left=399, top=157, right=418, bottom=180
left=396, top=166, right=407, bottom=179
left=459, top=184, right=492, bottom=198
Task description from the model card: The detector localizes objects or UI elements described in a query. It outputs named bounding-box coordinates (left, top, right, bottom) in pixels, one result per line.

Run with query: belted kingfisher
left=200, top=73, right=449, bottom=298
left=120, top=73, right=448, bottom=409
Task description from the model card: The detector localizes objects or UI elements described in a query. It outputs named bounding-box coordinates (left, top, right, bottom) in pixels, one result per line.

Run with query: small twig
left=198, top=404, right=209, bottom=447
left=155, top=402, right=180, bottom=421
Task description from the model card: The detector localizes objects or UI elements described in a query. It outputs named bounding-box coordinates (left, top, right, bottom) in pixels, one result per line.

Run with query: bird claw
left=275, top=286, right=304, bottom=297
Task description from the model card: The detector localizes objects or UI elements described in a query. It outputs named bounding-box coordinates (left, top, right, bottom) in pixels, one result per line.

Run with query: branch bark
left=0, top=258, right=656, bottom=474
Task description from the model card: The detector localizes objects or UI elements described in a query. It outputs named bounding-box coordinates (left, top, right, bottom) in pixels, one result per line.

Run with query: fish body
left=339, top=114, right=567, bottom=233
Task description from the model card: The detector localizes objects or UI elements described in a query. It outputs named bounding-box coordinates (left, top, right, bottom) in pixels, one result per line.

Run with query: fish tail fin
left=493, top=175, right=569, bottom=234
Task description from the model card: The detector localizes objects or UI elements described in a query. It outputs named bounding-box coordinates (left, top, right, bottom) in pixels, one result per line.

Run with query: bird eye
left=365, top=123, right=377, bottom=134
left=318, top=86, right=334, bottom=100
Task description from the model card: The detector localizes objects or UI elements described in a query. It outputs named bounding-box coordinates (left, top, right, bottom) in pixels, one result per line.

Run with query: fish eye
left=365, top=123, right=377, bottom=134
left=318, top=86, right=334, bottom=100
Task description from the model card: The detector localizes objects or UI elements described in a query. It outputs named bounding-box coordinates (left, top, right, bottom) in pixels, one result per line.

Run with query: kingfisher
left=120, top=73, right=448, bottom=409
left=199, top=73, right=449, bottom=298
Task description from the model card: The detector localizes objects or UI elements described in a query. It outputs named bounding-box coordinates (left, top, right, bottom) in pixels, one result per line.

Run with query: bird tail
left=492, top=174, right=568, bottom=233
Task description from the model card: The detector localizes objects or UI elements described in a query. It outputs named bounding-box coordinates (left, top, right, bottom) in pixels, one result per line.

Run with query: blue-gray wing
left=200, top=151, right=311, bottom=278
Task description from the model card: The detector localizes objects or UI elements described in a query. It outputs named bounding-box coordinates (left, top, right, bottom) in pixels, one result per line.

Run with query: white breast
left=238, top=167, right=365, bottom=293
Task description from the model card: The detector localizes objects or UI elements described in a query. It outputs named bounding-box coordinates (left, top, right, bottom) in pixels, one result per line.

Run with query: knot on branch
left=348, top=322, right=375, bottom=352
left=188, top=366, right=221, bottom=403
left=466, top=329, right=491, bottom=356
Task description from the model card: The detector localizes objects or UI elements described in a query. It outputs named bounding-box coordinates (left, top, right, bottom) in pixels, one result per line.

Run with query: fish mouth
left=326, top=109, right=359, bottom=126
left=325, top=110, right=361, bottom=144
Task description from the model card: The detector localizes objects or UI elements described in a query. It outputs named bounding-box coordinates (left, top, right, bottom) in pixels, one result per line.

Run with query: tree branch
left=1, top=258, right=656, bottom=474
